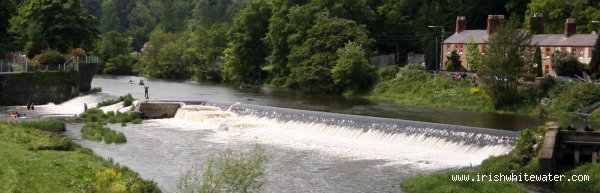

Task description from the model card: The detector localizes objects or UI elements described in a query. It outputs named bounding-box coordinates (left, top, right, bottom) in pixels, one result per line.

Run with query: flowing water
left=7, top=75, right=545, bottom=192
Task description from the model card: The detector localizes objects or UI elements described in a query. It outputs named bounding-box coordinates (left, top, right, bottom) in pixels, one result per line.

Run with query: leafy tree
left=33, top=50, right=67, bottom=65
left=466, top=41, right=481, bottom=72
left=331, top=41, right=375, bottom=93
left=223, top=0, right=272, bottom=85
left=23, top=22, right=48, bottom=58
left=9, top=0, right=98, bottom=53
left=0, top=0, right=16, bottom=54
left=479, top=19, right=532, bottom=108
left=81, top=0, right=102, bottom=21
left=191, top=0, right=245, bottom=27
left=100, top=0, right=121, bottom=32
left=160, top=0, right=192, bottom=32
left=97, top=31, right=131, bottom=63
left=445, top=50, right=463, bottom=71
left=103, top=55, right=137, bottom=75
left=126, top=3, right=156, bottom=51
left=526, top=0, right=600, bottom=34
left=551, top=51, right=583, bottom=77
left=138, top=31, right=192, bottom=78
left=590, top=37, right=600, bottom=76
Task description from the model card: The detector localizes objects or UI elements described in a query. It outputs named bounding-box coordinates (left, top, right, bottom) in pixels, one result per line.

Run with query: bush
left=178, top=145, right=267, bottom=193
left=90, top=87, right=102, bottom=93
left=33, top=50, right=67, bottom=65
left=405, top=64, right=425, bottom=70
left=556, top=164, right=600, bottom=192
left=400, top=171, right=528, bottom=193
left=540, top=82, right=600, bottom=118
left=551, top=51, right=583, bottom=77
left=95, top=94, right=134, bottom=108
left=331, top=41, right=375, bottom=93
left=376, top=65, right=400, bottom=81
left=80, top=107, right=140, bottom=124
left=102, top=55, right=137, bottom=75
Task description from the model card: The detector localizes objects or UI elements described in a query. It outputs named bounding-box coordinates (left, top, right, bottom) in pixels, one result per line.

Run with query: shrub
left=90, top=87, right=102, bottom=93
left=551, top=51, right=583, bottom=77
left=480, top=155, right=513, bottom=174
left=178, top=145, right=267, bottom=193
left=376, top=65, right=400, bottom=81
left=33, top=50, right=67, bottom=65
left=510, top=129, right=538, bottom=167
left=331, top=41, right=375, bottom=93
left=556, top=164, right=600, bottom=192
left=102, top=55, right=137, bottom=75
left=405, top=64, right=425, bottom=70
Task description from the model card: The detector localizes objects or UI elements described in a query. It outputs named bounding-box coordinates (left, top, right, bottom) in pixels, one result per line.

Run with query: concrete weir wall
left=138, top=102, right=182, bottom=119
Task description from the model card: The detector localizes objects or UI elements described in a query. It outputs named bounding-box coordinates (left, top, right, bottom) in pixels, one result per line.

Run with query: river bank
left=0, top=120, right=161, bottom=192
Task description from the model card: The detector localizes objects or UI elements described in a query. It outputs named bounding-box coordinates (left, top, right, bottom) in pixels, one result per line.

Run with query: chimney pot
left=564, top=18, right=576, bottom=38
left=487, top=15, right=505, bottom=34
left=529, top=13, right=545, bottom=34
left=455, top=16, right=467, bottom=33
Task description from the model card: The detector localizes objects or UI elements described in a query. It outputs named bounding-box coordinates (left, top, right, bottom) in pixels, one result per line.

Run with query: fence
left=0, top=55, right=99, bottom=73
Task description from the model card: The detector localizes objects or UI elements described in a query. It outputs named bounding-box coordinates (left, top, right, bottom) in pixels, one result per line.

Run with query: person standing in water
left=84, top=103, right=88, bottom=111
left=144, top=85, right=149, bottom=99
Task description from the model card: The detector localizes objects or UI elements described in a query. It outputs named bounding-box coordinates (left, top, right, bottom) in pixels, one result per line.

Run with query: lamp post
left=428, top=25, right=445, bottom=71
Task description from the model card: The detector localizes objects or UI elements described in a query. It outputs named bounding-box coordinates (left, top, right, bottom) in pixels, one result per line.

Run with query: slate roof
left=443, top=30, right=597, bottom=47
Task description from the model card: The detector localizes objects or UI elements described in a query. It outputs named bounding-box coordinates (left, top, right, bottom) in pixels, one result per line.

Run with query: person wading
left=144, top=85, right=149, bottom=99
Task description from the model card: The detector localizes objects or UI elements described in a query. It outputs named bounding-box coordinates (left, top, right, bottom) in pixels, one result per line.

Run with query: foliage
left=91, top=87, right=102, bottom=93
left=480, top=155, right=512, bottom=174
left=368, top=68, right=493, bottom=112
left=102, top=55, right=137, bottom=75
left=400, top=170, right=528, bottom=193
left=556, top=164, right=600, bottom=192
left=178, top=144, right=267, bottom=193
left=137, top=31, right=191, bottom=79
left=223, top=0, right=272, bottom=86
left=526, top=0, right=600, bottom=34
left=539, top=82, right=600, bottom=118
left=479, top=19, right=532, bottom=109
left=0, top=121, right=160, bottom=192
left=331, top=41, right=375, bottom=93
left=466, top=41, right=481, bottom=72
left=534, top=47, right=543, bottom=77
left=551, top=51, right=583, bottom=77
left=510, top=129, right=539, bottom=167
left=32, top=50, right=67, bottom=66
left=17, top=120, right=66, bottom=132
left=376, top=65, right=400, bottom=81
left=445, top=50, right=463, bottom=71
left=81, top=123, right=126, bottom=144
left=95, top=94, right=134, bottom=108
left=97, top=31, right=131, bottom=65
left=9, top=0, right=98, bottom=53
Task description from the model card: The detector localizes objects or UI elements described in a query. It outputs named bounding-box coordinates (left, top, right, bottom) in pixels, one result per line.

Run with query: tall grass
left=79, top=108, right=142, bottom=125
left=0, top=121, right=160, bottom=192
left=81, top=123, right=127, bottom=144
left=96, top=94, right=134, bottom=108
left=17, top=120, right=66, bottom=132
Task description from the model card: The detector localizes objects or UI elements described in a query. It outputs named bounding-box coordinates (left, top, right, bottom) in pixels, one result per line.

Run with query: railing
left=0, top=55, right=99, bottom=73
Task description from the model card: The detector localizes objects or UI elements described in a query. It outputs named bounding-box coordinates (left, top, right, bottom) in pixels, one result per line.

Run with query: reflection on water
left=93, top=75, right=547, bottom=130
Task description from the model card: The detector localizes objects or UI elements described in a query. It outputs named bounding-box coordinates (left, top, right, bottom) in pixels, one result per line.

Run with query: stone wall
left=0, top=70, right=80, bottom=106
left=138, top=102, right=182, bottom=119
left=79, top=63, right=98, bottom=92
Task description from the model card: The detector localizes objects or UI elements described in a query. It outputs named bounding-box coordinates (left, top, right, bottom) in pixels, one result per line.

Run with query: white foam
left=158, top=105, right=513, bottom=169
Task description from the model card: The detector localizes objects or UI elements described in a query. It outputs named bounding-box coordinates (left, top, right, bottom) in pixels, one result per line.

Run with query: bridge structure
left=0, top=53, right=98, bottom=74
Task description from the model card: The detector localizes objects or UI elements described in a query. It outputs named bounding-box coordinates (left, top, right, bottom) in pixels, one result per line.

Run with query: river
left=15, top=75, right=550, bottom=192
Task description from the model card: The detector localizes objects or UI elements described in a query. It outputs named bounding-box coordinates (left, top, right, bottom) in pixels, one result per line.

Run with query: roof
left=444, top=30, right=597, bottom=47
left=443, top=30, right=488, bottom=44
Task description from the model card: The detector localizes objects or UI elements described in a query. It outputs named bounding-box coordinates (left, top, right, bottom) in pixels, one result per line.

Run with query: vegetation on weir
left=0, top=120, right=161, bottom=192
left=178, top=144, right=267, bottom=193
left=96, top=94, right=134, bottom=108
left=81, top=123, right=127, bottom=144
left=401, top=126, right=600, bottom=193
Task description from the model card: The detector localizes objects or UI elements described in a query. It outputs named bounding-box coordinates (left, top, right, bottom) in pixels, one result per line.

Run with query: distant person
left=31, top=103, right=34, bottom=110
left=129, top=79, right=133, bottom=84
left=139, top=80, right=145, bottom=85
left=26, top=98, right=31, bottom=110
left=84, top=103, right=88, bottom=111
left=144, top=85, right=149, bottom=99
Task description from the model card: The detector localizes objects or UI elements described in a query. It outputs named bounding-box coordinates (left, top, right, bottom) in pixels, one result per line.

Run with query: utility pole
left=429, top=26, right=445, bottom=71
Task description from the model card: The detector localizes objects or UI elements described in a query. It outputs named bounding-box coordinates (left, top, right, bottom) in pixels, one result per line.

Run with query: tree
left=551, top=51, right=583, bottom=77
left=223, top=0, right=272, bottom=85
left=445, top=50, right=463, bottom=71
left=466, top=40, right=481, bottom=72
left=479, top=19, right=533, bottom=108
left=590, top=37, right=600, bottom=76
left=331, top=41, right=375, bottom=93
left=526, top=0, right=600, bottom=34
left=9, top=0, right=98, bottom=54
left=97, top=31, right=131, bottom=62
left=126, top=3, right=156, bottom=51
left=0, top=0, right=16, bottom=54
left=159, top=0, right=191, bottom=32
left=100, top=0, right=121, bottom=32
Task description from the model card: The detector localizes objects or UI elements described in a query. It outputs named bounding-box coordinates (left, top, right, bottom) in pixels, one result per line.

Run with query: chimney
left=564, top=18, right=576, bottom=38
left=455, top=16, right=467, bottom=33
left=487, top=15, right=505, bottom=34
left=529, top=13, right=545, bottom=34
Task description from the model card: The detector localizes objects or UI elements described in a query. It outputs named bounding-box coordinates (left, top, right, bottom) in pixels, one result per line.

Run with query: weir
left=138, top=101, right=518, bottom=165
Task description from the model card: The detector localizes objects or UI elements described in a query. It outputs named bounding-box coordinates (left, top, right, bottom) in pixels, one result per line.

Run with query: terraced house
left=443, top=14, right=598, bottom=76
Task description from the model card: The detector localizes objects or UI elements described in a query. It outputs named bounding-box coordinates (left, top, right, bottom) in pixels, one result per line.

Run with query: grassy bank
left=0, top=120, right=160, bottom=192
left=365, top=67, right=600, bottom=122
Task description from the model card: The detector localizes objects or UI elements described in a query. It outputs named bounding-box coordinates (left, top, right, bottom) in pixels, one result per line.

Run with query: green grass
left=17, top=120, right=66, bottom=132
left=400, top=170, right=528, bottom=193
left=79, top=108, right=142, bottom=125
left=556, top=163, right=600, bottom=192
left=0, top=121, right=160, bottom=192
left=81, top=123, right=127, bottom=144
left=96, top=94, right=134, bottom=108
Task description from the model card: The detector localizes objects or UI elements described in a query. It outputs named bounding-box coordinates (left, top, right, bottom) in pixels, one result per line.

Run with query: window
left=544, top=47, right=550, bottom=57
left=579, top=48, right=584, bottom=59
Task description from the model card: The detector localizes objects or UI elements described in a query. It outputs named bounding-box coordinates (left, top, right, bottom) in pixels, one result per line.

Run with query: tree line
left=0, top=0, right=599, bottom=94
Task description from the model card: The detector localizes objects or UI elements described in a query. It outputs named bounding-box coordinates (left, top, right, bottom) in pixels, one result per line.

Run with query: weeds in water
left=178, top=144, right=267, bottom=193
left=96, top=94, right=134, bottom=108
left=81, top=123, right=127, bottom=144
left=79, top=108, right=142, bottom=125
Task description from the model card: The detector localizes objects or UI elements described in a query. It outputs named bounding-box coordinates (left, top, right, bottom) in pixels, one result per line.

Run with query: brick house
left=442, top=14, right=598, bottom=76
